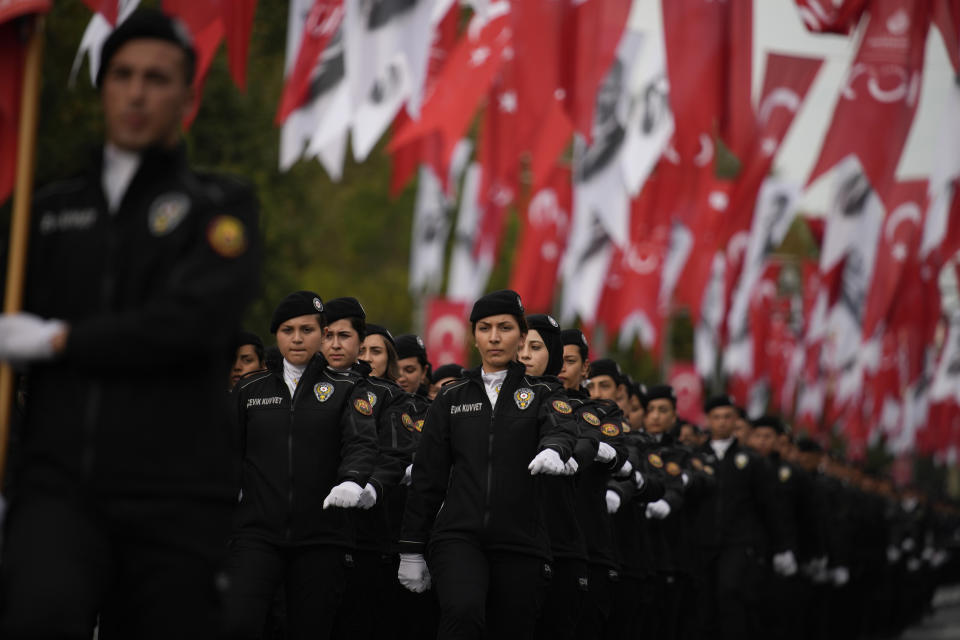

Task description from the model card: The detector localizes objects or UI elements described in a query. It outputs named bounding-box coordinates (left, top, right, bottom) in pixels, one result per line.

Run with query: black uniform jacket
left=19, top=144, right=259, bottom=500
left=400, top=361, right=579, bottom=560
left=233, top=354, right=378, bottom=546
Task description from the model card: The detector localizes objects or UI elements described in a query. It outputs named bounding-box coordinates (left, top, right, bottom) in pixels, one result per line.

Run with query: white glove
left=907, top=558, right=921, bottom=572
left=402, top=464, right=413, bottom=486
left=397, top=553, right=431, bottom=593
left=902, top=537, right=916, bottom=552
left=773, top=550, right=798, bottom=577
left=614, top=459, right=632, bottom=478
left=886, top=545, right=901, bottom=564
left=562, top=457, right=579, bottom=476
left=357, top=483, right=378, bottom=509
left=595, top=442, right=616, bottom=463
left=680, top=472, right=690, bottom=488
left=634, top=470, right=645, bottom=489
left=832, top=566, right=850, bottom=586
left=605, top=489, right=621, bottom=514
left=0, top=312, right=66, bottom=363
left=528, top=448, right=565, bottom=475
left=322, top=481, right=364, bottom=509
left=645, top=499, right=671, bottom=520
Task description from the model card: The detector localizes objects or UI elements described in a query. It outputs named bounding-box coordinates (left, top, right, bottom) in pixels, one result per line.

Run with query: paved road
left=902, top=586, right=960, bottom=639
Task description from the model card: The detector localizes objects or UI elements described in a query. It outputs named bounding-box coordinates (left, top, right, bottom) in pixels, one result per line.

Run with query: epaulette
left=438, top=378, right=471, bottom=396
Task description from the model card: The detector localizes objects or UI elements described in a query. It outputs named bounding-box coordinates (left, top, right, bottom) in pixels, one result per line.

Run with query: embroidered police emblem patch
left=735, top=452, right=749, bottom=469
left=666, top=461, right=682, bottom=476
left=779, top=465, right=792, bottom=482
left=313, top=297, right=324, bottom=312
left=415, top=419, right=424, bottom=432
left=601, top=423, right=620, bottom=437
left=691, top=458, right=704, bottom=471
left=515, top=388, right=535, bottom=410
left=367, top=391, right=377, bottom=407
left=401, top=413, right=415, bottom=431
left=552, top=400, right=572, bottom=414
left=148, top=192, right=190, bottom=236
left=582, top=412, right=600, bottom=426
left=648, top=453, right=664, bottom=468
left=704, top=465, right=715, bottom=475
left=207, top=215, right=247, bottom=258
left=314, top=382, right=334, bottom=403
left=354, top=398, right=373, bottom=416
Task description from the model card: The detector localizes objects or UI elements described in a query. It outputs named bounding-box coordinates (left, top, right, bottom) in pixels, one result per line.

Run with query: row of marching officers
left=225, top=287, right=960, bottom=640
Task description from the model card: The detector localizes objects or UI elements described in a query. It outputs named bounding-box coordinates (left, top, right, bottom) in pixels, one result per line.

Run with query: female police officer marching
left=397, top=290, right=580, bottom=639
left=224, top=291, right=379, bottom=640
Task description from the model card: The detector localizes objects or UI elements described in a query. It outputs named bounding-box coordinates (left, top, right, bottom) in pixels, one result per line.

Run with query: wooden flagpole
left=0, top=14, right=46, bottom=490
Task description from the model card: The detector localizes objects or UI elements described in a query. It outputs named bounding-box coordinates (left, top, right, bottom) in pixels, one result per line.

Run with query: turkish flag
left=861, top=180, right=928, bottom=339
left=509, top=166, right=572, bottom=313
left=222, top=0, right=258, bottom=90
left=807, top=0, right=933, bottom=207
left=793, top=0, right=869, bottom=34
left=424, top=297, right=470, bottom=368
left=80, top=0, right=118, bottom=25
left=668, top=362, right=706, bottom=426
left=275, top=0, right=344, bottom=124
left=933, top=0, right=960, bottom=72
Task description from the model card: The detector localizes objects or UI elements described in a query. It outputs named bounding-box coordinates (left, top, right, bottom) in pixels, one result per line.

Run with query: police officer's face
left=627, top=395, right=645, bottom=431
left=678, top=423, right=698, bottom=446
left=733, top=420, right=752, bottom=444
left=707, top=406, right=737, bottom=440
left=518, top=329, right=550, bottom=377
left=644, top=399, right=676, bottom=434
left=429, top=376, right=456, bottom=400
left=558, top=346, right=588, bottom=390
left=397, top=357, right=427, bottom=394
left=359, top=334, right=390, bottom=378
left=587, top=375, right=618, bottom=401
left=748, top=426, right=777, bottom=457
left=230, top=344, right=263, bottom=388
left=276, top=315, right=323, bottom=366
left=101, top=39, right=194, bottom=151
left=474, top=314, right=523, bottom=372
left=321, top=319, right=361, bottom=369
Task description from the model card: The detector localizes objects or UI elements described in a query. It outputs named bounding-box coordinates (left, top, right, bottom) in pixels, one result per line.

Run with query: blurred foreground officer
left=0, top=10, right=259, bottom=639
left=398, top=290, right=578, bottom=640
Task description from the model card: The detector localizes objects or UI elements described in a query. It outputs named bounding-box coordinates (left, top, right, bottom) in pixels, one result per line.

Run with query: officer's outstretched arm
left=399, top=396, right=452, bottom=555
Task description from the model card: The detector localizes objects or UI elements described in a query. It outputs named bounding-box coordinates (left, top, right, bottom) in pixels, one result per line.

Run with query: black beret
left=704, top=394, right=736, bottom=413
left=752, top=415, right=784, bottom=434
left=269, top=291, right=324, bottom=334
left=432, top=363, right=465, bottom=381
left=796, top=437, right=823, bottom=453
left=470, top=289, right=524, bottom=323
left=561, top=328, right=589, bottom=360
left=364, top=323, right=395, bottom=348
left=526, top=314, right=563, bottom=376
left=97, top=9, right=197, bottom=88
left=395, top=334, right=427, bottom=361
left=645, top=384, right=676, bottom=407
left=324, top=297, right=366, bottom=324
left=589, top=359, right=623, bottom=385
left=736, top=406, right=748, bottom=420
left=234, top=330, right=263, bottom=351
left=628, top=380, right=647, bottom=402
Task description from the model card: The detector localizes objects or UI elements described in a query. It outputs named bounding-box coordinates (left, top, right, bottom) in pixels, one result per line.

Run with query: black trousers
left=332, top=549, right=394, bottom=640
left=222, top=535, right=348, bottom=640
left=536, top=557, right=587, bottom=640
left=0, top=490, right=231, bottom=640
left=698, top=546, right=763, bottom=640
left=392, top=554, right=441, bottom=640
left=603, top=574, right=643, bottom=640
left=428, top=539, right=549, bottom=640
left=576, top=564, right=617, bottom=640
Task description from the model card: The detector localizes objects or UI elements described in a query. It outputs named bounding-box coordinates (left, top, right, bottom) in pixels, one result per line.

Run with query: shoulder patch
left=552, top=399, right=573, bottom=414
left=354, top=398, right=373, bottom=416
left=704, top=465, right=715, bottom=475
left=401, top=413, right=415, bottom=431
left=735, top=452, right=749, bottom=470
left=621, top=421, right=631, bottom=433
left=601, top=423, right=620, bottom=437
left=779, top=465, right=792, bottom=483
left=581, top=411, right=600, bottom=426
left=414, top=419, right=424, bottom=432
left=207, top=214, right=247, bottom=258
left=648, top=453, right=664, bottom=468
left=665, top=461, right=682, bottom=477
left=691, top=457, right=704, bottom=471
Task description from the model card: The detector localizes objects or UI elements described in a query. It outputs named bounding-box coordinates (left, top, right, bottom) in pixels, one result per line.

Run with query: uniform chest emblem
left=415, top=419, right=424, bottom=432
left=148, top=192, right=190, bottom=236
left=779, top=465, right=792, bottom=482
left=314, top=382, right=334, bottom=402
left=601, top=423, right=620, bottom=437
left=647, top=453, right=664, bottom=468
left=207, top=215, right=247, bottom=258
left=582, top=412, right=600, bottom=426
left=735, top=452, right=749, bottom=469
left=367, top=391, right=378, bottom=407
left=665, top=461, right=682, bottom=476
left=354, top=398, right=373, bottom=416
left=552, top=400, right=572, bottom=414
left=514, top=388, right=535, bottom=410
left=401, top=413, right=415, bottom=431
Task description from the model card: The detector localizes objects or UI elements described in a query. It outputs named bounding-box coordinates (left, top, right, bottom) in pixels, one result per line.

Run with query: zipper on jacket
left=484, top=388, right=499, bottom=530
left=286, top=375, right=306, bottom=541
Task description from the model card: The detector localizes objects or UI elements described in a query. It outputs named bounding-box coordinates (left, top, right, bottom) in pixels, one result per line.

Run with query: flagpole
left=0, top=14, right=46, bottom=490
